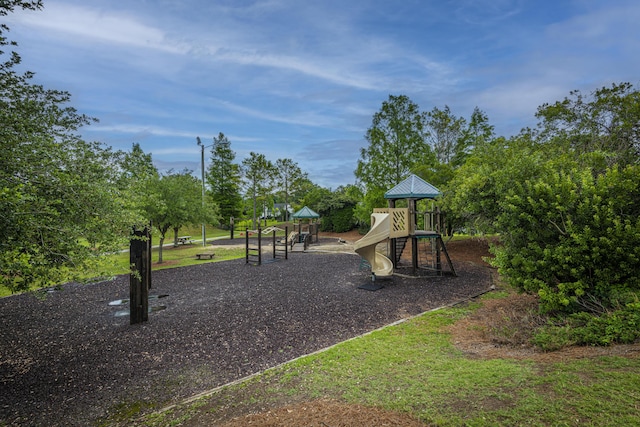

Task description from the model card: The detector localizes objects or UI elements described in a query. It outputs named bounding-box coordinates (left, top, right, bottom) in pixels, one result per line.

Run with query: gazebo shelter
left=291, top=206, right=320, bottom=244
left=384, top=174, right=455, bottom=276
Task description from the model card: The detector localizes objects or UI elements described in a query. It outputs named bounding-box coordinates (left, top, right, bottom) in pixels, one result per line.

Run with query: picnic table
left=175, top=236, right=193, bottom=245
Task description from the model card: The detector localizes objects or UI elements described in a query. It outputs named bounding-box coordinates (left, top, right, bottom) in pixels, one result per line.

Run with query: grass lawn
left=98, top=243, right=246, bottom=277
left=138, top=291, right=640, bottom=427
left=0, top=223, right=292, bottom=298
left=0, top=226, right=246, bottom=298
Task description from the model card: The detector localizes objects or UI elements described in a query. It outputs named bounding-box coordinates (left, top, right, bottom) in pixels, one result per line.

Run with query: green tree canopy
left=114, top=142, right=159, bottom=221
left=493, top=153, right=640, bottom=313
left=355, top=94, right=436, bottom=225
left=275, top=158, right=307, bottom=222
left=297, top=181, right=331, bottom=212
left=315, top=185, right=362, bottom=232
left=144, top=170, right=212, bottom=263
left=1, top=1, right=136, bottom=292
left=426, top=105, right=466, bottom=165
left=535, top=82, right=640, bottom=166
left=242, top=152, right=276, bottom=229
left=356, top=94, right=436, bottom=193
left=454, top=106, right=495, bottom=167
left=443, top=135, right=545, bottom=233
left=206, top=133, right=242, bottom=227
left=446, top=82, right=640, bottom=318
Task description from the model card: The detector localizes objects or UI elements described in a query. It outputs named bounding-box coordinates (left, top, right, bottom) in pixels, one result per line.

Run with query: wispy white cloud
left=545, top=0, right=640, bottom=44
left=6, top=0, right=637, bottom=188
left=90, top=123, right=263, bottom=146
left=207, top=97, right=339, bottom=128
left=300, top=138, right=363, bottom=162
left=12, top=1, right=454, bottom=94
left=177, top=2, right=455, bottom=92
left=213, top=49, right=381, bottom=91
left=91, top=124, right=195, bottom=138
left=458, top=0, right=640, bottom=137
left=454, top=0, right=524, bottom=25
left=10, top=3, right=188, bottom=54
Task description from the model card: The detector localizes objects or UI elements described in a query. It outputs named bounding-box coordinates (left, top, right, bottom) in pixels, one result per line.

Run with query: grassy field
left=135, top=291, right=640, bottom=427
left=122, top=220, right=283, bottom=249
left=1, top=222, right=293, bottom=297
left=96, top=243, right=246, bottom=277
left=0, top=225, right=248, bottom=298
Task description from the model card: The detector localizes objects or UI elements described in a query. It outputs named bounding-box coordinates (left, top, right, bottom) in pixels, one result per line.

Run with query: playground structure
left=354, top=174, right=456, bottom=280
left=291, top=205, right=320, bottom=250
left=245, top=226, right=289, bottom=265
left=286, top=223, right=319, bottom=252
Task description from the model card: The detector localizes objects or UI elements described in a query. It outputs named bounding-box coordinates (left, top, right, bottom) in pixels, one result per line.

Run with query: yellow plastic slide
left=354, top=212, right=394, bottom=277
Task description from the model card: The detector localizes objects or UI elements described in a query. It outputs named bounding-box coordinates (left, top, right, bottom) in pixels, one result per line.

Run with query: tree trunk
left=158, top=236, right=165, bottom=263
left=252, top=192, right=257, bottom=230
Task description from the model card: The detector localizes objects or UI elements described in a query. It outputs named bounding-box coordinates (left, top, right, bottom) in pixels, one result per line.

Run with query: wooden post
left=409, top=200, right=418, bottom=274
left=272, top=227, right=276, bottom=259
left=388, top=199, right=397, bottom=268
left=130, top=227, right=150, bottom=324
left=245, top=227, right=249, bottom=264
left=258, top=227, right=262, bottom=265
left=411, top=236, right=418, bottom=275
left=146, top=225, right=152, bottom=290
left=435, top=235, right=442, bottom=274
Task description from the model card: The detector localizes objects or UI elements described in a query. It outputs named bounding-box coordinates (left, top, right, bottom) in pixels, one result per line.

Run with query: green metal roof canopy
left=292, top=205, right=320, bottom=219
left=384, top=174, right=441, bottom=200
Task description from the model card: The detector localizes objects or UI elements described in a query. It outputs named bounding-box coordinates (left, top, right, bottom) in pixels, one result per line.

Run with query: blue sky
left=6, top=0, right=640, bottom=188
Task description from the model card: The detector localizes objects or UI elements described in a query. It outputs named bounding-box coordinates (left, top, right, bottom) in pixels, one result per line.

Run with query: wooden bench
left=195, top=252, right=215, bottom=260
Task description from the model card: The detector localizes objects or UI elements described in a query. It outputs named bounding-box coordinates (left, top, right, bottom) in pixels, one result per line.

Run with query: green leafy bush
left=445, top=83, right=640, bottom=348
left=569, top=302, right=640, bottom=346
left=492, top=161, right=640, bottom=313
left=533, top=299, right=640, bottom=349
left=320, top=205, right=356, bottom=233
left=531, top=324, right=576, bottom=352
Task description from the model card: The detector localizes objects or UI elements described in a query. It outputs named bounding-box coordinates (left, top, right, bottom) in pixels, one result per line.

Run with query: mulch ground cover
left=0, top=243, right=492, bottom=426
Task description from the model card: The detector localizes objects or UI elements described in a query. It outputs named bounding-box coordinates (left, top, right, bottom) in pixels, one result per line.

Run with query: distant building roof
left=274, top=203, right=294, bottom=213
left=292, top=206, right=320, bottom=218
left=384, top=174, right=441, bottom=200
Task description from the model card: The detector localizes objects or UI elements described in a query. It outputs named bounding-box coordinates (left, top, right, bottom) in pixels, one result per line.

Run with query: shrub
left=319, top=204, right=356, bottom=233
left=533, top=297, right=640, bottom=349
left=531, top=324, right=576, bottom=352
left=492, top=162, right=640, bottom=313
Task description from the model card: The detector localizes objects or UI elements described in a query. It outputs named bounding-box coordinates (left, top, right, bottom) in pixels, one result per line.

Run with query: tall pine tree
left=206, top=133, right=242, bottom=227
left=275, top=158, right=307, bottom=222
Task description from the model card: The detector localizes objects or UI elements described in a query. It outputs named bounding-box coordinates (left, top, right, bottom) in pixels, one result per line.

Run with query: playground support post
left=284, top=226, right=289, bottom=259
left=258, top=227, right=262, bottom=265
left=272, top=227, right=276, bottom=259
left=130, top=226, right=151, bottom=324
left=245, top=227, right=263, bottom=265
left=272, top=226, right=288, bottom=259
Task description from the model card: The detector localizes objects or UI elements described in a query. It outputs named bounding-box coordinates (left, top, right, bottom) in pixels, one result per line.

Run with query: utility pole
left=197, top=137, right=206, bottom=247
